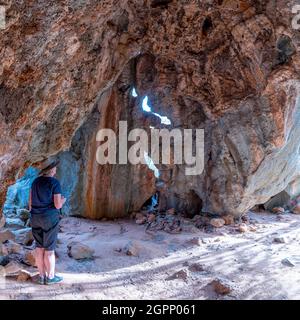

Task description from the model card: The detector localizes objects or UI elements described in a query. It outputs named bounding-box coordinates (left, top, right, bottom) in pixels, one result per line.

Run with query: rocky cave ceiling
left=0, top=0, right=300, bottom=218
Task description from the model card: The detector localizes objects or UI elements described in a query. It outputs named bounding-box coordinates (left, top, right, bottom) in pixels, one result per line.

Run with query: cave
left=1, top=0, right=300, bottom=301
left=141, top=193, right=159, bottom=211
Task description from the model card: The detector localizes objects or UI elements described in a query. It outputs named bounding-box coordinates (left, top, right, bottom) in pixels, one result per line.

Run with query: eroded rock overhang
left=1, top=0, right=300, bottom=218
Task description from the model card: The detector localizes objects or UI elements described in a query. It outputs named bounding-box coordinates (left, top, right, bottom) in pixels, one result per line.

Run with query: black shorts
left=30, top=211, right=60, bottom=251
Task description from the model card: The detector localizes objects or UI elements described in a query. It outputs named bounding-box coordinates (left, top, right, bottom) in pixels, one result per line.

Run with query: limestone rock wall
left=57, top=61, right=157, bottom=219
left=1, top=0, right=300, bottom=218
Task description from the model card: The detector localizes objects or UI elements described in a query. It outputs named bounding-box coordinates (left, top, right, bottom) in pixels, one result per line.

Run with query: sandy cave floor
left=1, top=211, right=300, bottom=300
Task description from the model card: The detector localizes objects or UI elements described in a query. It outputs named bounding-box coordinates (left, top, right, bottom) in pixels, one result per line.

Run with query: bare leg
left=44, top=250, right=55, bottom=279
left=35, top=248, right=45, bottom=277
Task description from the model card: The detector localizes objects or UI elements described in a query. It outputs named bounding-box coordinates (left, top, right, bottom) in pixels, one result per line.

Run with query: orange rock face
left=1, top=1, right=300, bottom=218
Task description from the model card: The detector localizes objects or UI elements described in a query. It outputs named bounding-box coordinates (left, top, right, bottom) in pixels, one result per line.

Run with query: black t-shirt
left=30, top=176, right=62, bottom=214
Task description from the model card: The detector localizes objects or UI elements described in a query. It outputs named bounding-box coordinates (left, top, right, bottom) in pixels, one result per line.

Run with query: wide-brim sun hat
left=39, top=159, right=60, bottom=175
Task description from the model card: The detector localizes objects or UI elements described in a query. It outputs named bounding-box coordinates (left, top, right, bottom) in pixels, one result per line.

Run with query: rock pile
left=67, top=242, right=94, bottom=260
left=1, top=207, right=98, bottom=283
left=0, top=208, right=36, bottom=282
left=132, top=209, right=239, bottom=234
left=292, top=205, right=300, bottom=215
left=132, top=200, right=300, bottom=236
left=209, top=278, right=232, bottom=295
left=264, top=193, right=300, bottom=215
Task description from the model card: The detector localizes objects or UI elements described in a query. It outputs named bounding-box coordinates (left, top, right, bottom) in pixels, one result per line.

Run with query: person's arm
left=54, top=194, right=66, bottom=209
left=28, top=189, right=32, bottom=211
left=53, top=179, right=66, bottom=210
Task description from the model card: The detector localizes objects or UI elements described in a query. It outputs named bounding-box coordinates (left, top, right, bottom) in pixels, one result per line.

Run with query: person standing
left=29, top=159, right=66, bottom=285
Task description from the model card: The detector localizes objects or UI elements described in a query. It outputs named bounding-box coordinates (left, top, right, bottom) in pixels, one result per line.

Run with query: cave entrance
left=141, top=192, right=159, bottom=212
left=183, top=190, right=203, bottom=218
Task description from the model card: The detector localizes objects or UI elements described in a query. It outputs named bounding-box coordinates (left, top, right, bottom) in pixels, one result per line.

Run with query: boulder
left=193, top=215, right=211, bottom=229
left=135, top=212, right=145, bottom=220
left=4, top=261, right=23, bottom=276
left=0, top=256, right=10, bottom=267
left=17, top=270, right=31, bottom=282
left=210, top=279, right=232, bottom=295
left=0, top=229, right=16, bottom=243
left=3, top=210, right=16, bottom=218
left=273, top=237, right=287, bottom=244
left=5, top=217, right=26, bottom=230
left=166, top=269, right=188, bottom=281
left=222, top=215, right=235, bottom=225
left=0, top=243, right=9, bottom=256
left=123, top=241, right=140, bottom=257
left=281, top=258, right=296, bottom=267
left=4, top=240, right=23, bottom=255
left=272, top=207, right=285, bottom=214
left=186, top=226, right=201, bottom=234
left=188, top=263, right=204, bottom=272
left=210, top=218, right=225, bottom=228
left=13, top=228, right=34, bottom=245
left=237, top=224, right=248, bottom=233
left=135, top=217, right=147, bottom=225
left=147, top=213, right=156, bottom=223
left=185, top=237, right=201, bottom=246
left=23, top=250, right=36, bottom=267
left=67, top=242, right=94, bottom=260
left=292, top=205, right=300, bottom=214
